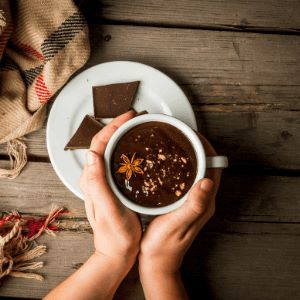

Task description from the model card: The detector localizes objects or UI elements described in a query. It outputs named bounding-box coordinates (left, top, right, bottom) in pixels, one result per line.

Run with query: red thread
left=24, top=217, right=46, bottom=238
left=0, top=214, right=19, bottom=226
left=0, top=209, right=66, bottom=238
left=35, top=73, right=52, bottom=103
left=48, top=225, right=59, bottom=231
left=17, top=43, right=44, bottom=62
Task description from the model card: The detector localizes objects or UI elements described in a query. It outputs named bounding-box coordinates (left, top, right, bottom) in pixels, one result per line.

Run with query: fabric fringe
left=0, top=138, right=28, bottom=179
left=10, top=271, right=44, bottom=281
left=0, top=205, right=66, bottom=281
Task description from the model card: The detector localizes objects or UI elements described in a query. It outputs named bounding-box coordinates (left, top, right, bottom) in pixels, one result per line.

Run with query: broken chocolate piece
left=93, top=81, right=140, bottom=118
left=64, top=115, right=104, bottom=150
left=135, top=110, right=148, bottom=117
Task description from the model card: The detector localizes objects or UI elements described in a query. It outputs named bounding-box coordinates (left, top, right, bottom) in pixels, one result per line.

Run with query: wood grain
left=0, top=232, right=93, bottom=299
left=87, top=25, right=300, bottom=107
left=1, top=161, right=299, bottom=226
left=196, top=111, right=300, bottom=170
left=0, top=230, right=299, bottom=300
left=217, top=172, right=300, bottom=223
left=0, top=161, right=299, bottom=298
left=0, top=161, right=84, bottom=216
left=1, top=109, right=299, bottom=170
left=183, top=232, right=300, bottom=300
left=2, top=25, right=299, bottom=169
left=1, top=17, right=300, bottom=300
left=83, top=0, right=300, bottom=32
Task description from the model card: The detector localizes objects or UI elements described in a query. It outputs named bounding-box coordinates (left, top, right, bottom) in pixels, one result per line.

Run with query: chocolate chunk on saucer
left=93, top=81, right=140, bottom=118
left=64, top=115, right=104, bottom=150
left=135, top=110, right=148, bottom=117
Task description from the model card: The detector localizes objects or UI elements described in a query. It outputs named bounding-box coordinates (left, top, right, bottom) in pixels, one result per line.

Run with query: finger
left=205, top=168, right=222, bottom=196
left=170, top=178, right=214, bottom=234
left=79, top=169, right=96, bottom=225
left=84, top=194, right=96, bottom=225
left=83, top=150, right=124, bottom=217
left=90, top=110, right=135, bottom=156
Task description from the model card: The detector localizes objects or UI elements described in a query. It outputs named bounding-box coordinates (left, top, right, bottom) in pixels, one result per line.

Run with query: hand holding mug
left=79, top=110, right=141, bottom=264
left=138, top=133, right=222, bottom=299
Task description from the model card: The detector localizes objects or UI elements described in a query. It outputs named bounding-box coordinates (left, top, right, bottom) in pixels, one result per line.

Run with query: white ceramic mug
left=104, top=114, right=228, bottom=215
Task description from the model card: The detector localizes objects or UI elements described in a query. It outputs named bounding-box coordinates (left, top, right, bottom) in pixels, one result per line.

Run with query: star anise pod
left=116, top=153, right=144, bottom=181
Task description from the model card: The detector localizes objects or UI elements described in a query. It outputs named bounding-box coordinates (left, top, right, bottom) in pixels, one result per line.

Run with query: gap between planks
left=0, top=214, right=298, bottom=235
left=99, top=19, right=300, bottom=36
left=77, top=0, right=300, bottom=35
left=1, top=156, right=300, bottom=176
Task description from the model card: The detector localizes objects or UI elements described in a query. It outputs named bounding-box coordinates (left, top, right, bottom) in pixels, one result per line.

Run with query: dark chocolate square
left=93, top=81, right=140, bottom=118
left=64, top=115, right=104, bottom=150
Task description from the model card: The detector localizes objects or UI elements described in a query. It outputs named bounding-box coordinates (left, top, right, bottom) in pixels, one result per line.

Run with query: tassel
left=0, top=205, right=66, bottom=280
left=0, top=138, right=27, bottom=179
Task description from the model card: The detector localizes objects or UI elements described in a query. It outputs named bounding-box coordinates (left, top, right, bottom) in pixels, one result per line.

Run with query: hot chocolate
left=111, top=121, right=197, bottom=207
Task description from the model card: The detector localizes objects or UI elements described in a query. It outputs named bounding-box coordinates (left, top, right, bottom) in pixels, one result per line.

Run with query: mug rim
left=104, top=113, right=206, bottom=215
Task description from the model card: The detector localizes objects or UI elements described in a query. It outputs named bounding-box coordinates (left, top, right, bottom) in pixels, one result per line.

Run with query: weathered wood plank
left=0, top=127, right=48, bottom=158
left=196, top=111, right=300, bottom=170
left=2, top=25, right=299, bottom=168
left=83, top=0, right=300, bottom=32
left=217, top=172, right=300, bottom=223
left=183, top=232, right=300, bottom=300
left=1, top=163, right=299, bottom=298
left=88, top=25, right=300, bottom=107
left=0, top=231, right=94, bottom=299
left=1, top=109, right=299, bottom=170
left=0, top=161, right=84, bottom=217
left=1, top=162, right=300, bottom=226
left=0, top=230, right=299, bottom=300
left=0, top=231, right=144, bottom=300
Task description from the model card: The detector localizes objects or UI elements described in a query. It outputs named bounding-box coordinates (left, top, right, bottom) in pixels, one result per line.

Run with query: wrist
left=92, top=250, right=135, bottom=275
left=139, top=254, right=179, bottom=278
left=139, top=261, right=188, bottom=300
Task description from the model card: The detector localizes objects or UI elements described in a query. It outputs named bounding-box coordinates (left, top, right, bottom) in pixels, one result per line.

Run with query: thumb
left=83, top=150, right=125, bottom=216
left=86, top=150, right=105, bottom=183
left=171, top=178, right=215, bottom=231
left=187, top=178, right=214, bottom=216
left=84, top=150, right=114, bottom=201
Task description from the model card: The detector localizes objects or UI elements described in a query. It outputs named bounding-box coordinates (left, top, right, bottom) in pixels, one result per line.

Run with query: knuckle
left=91, top=133, right=100, bottom=145
left=86, top=170, right=98, bottom=182
left=191, top=200, right=207, bottom=216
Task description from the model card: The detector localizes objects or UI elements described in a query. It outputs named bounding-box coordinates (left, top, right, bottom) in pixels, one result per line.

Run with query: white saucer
left=46, top=61, right=197, bottom=200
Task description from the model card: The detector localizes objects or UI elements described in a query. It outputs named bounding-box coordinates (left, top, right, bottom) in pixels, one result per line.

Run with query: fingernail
left=200, top=178, right=214, bottom=192
left=87, top=151, right=97, bottom=166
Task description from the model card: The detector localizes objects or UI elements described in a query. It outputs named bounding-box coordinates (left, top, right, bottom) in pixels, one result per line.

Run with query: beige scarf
left=0, top=0, right=90, bottom=178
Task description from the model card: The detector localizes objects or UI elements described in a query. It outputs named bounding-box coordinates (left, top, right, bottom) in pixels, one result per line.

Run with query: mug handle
left=206, top=156, right=228, bottom=168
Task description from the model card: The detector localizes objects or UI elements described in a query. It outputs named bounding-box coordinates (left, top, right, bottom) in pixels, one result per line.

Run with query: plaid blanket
left=0, top=0, right=90, bottom=178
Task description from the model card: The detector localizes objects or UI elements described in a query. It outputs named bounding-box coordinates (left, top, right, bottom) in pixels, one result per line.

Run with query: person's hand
left=139, top=133, right=222, bottom=293
left=80, top=111, right=142, bottom=266
left=46, top=111, right=142, bottom=300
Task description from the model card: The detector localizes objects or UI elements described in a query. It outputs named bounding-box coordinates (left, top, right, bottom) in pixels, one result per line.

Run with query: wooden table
left=1, top=1, right=300, bottom=299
